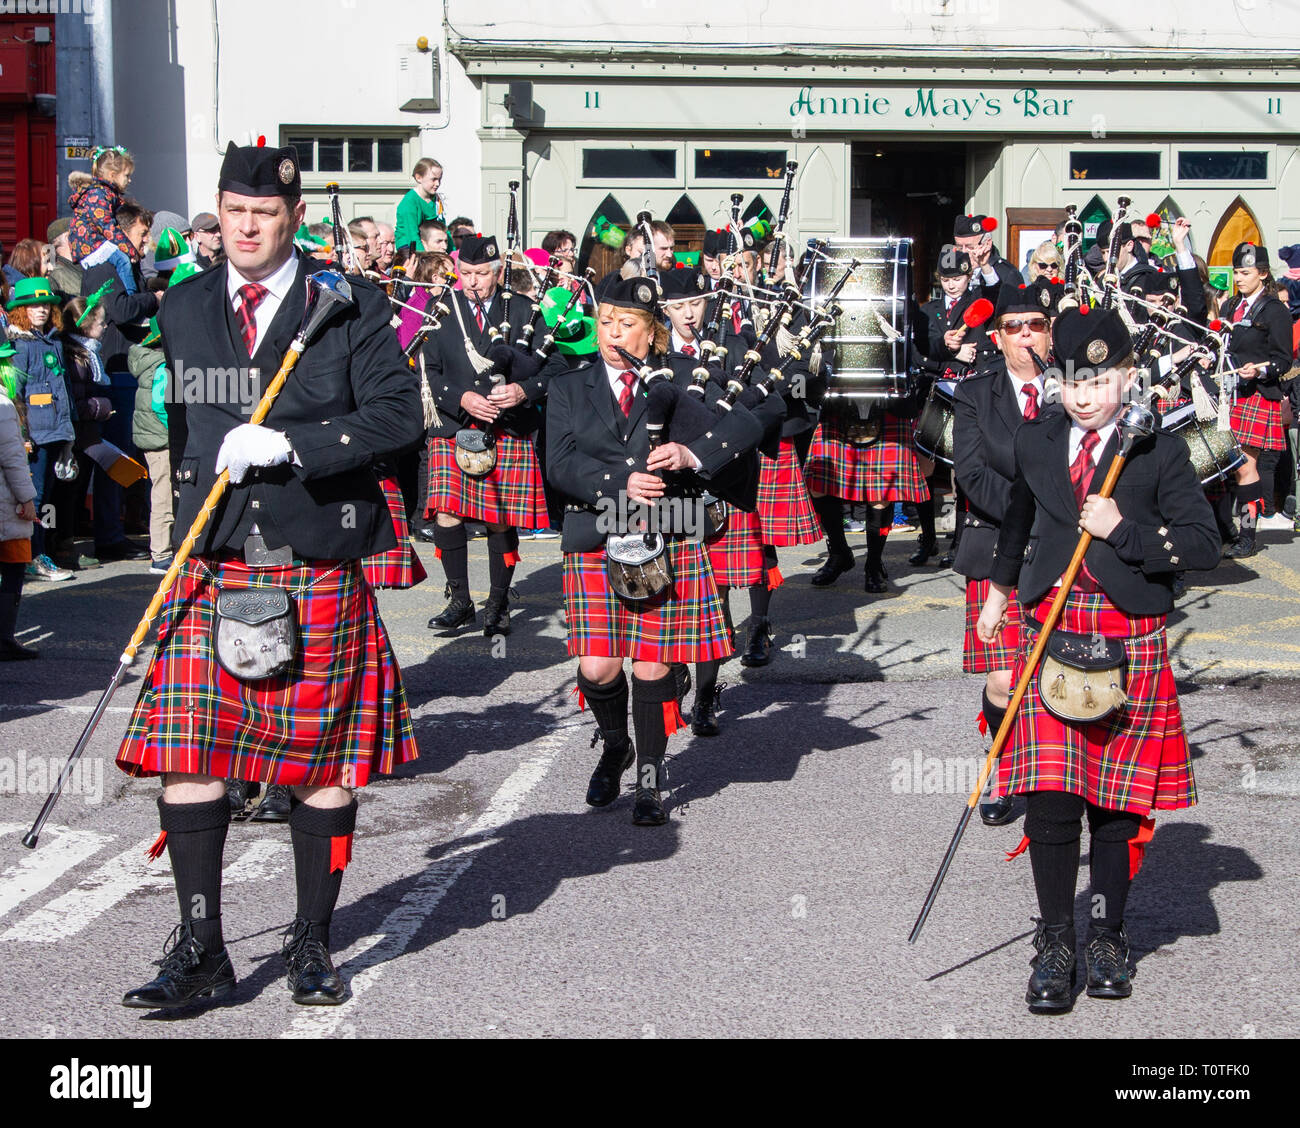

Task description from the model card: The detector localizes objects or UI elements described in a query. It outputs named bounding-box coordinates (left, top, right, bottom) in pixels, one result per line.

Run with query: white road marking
left=1, top=838, right=291, bottom=943
left=0, top=825, right=113, bottom=922
left=282, top=733, right=567, bottom=1039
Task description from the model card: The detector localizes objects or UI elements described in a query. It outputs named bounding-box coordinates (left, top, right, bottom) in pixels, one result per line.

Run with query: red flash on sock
left=663, top=700, right=687, bottom=738
left=434, top=548, right=443, bottom=560
left=766, top=566, right=785, bottom=591
left=145, top=831, right=168, bottom=862
left=1129, top=817, right=1156, bottom=880
left=504, top=552, right=522, bottom=568
left=1004, top=835, right=1030, bottom=863
left=330, top=833, right=354, bottom=874
left=572, top=686, right=586, bottom=712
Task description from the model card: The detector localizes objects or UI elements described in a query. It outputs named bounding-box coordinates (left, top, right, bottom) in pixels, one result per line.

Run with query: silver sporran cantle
left=213, top=587, right=298, bottom=681
left=605, top=532, right=673, bottom=602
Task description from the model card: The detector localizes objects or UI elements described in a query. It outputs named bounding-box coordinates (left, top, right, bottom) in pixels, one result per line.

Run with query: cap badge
left=635, top=283, right=653, bottom=305
left=1241, top=252, right=1256, bottom=268
left=278, top=159, right=296, bottom=185
left=1040, top=288, right=1052, bottom=309
left=1086, top=339, right=1109, bottom=365
left=485, top=241, right=498, bottom=259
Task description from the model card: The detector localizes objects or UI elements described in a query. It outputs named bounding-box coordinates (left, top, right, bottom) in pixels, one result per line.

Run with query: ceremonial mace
left=22, top=272, right=357, bottom=850
left=907, top=398, right=1157, bottom=943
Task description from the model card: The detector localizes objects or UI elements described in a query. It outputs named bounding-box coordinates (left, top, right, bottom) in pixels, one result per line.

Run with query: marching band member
left=1220, top=242, right=1294, bottom=559
left=952, top=214, right=1021, bottom=298
left=545, top=278, right=761, bottom=824
left=117, top=142, right=423, bottom=1009
left=421, top=234, right=565, bottom=636
left=977, top=306, right=1217, bottom=1014
left=953, top=279, right=1059, bottom=826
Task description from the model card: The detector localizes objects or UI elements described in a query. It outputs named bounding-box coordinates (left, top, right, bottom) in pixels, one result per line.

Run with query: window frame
left=1173, top=145, right=1275, bottom=189
left=1062, top=143, right=1169, bottom=189
left=575, top=141, right=685, bottom=188
left=283, top=128, right=420, bottom=188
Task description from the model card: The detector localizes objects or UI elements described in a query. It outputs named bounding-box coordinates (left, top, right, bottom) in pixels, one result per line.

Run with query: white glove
left=215, top=424, right=292, bottom=485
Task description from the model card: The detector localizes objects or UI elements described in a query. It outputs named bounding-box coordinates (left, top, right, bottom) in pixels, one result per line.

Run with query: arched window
left=577, top=193, right=631, bottom=278
left=1208, top=196, right=1263, bottom=293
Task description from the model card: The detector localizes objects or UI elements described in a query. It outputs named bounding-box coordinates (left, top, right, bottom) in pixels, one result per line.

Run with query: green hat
left=294, top=224, right=329, bottom=252
left=168, top=262, right=202, bottom=288
left=555, top=314, right=598, bottom=357
left=539, top=286, right=586, bottom=335
left=153, top=227, right=194, bottom=273
left=142, top=317, right=162, bottom=347
left=6, top=277, right=58, bottom=310
left=592, top=214, right=626, bottom=251
left=0, top=339, right=16, bottom=360
left=76, top=279, right=116, bottom=327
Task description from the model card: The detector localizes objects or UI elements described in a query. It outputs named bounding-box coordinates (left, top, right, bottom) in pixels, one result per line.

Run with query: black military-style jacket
left=421, top=289, right=569, bottom=438
left=991, top=413, right=1219, bottom=615
left=915, top=290, right=981, bottom=380
left=545, top=359, right=765, bottom=553
left=162, top=255, right=422, bottom=560
left=1219, top=290, right=1294, bottom=401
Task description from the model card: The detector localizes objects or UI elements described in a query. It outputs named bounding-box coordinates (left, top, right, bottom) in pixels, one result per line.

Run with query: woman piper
left=1219, top=242, right=1294, bottom=559
left=545, top=278, right=762, bottom=824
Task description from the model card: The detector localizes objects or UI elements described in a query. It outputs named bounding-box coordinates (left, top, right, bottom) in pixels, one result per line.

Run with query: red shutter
left=27, top=115, right=54, bottom=239
left=0, top=110, right=20, bottom=248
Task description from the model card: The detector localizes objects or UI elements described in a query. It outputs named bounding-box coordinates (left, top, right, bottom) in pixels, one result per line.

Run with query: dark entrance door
left=850, top=142, right=967, bottom=302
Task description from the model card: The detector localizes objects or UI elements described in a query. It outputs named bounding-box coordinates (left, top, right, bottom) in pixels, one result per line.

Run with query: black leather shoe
left=121, top=923, right=236, bottom=1010
left=1026, top=921, right=1077, bottom=1014
left=429, top=592, right=476, bottom=631
left=282, top=918, right=345, bottom=1005
left=250, top=783, right=292, bottom=823
left=226, top=778, right=258, bottom=817
left=1224, top=528, right=1258, bottom=559
left=632, top=786, right=667, bottom=827
left=740, top=619, right=773, bottom=667
left=96, top=539, right=150, bottom=562
left=939, top=551, right=955, bottom=568
left=692, top=688, right=722, bottom=737
left=1085, top=926, right=1134, bottom=999
left=980, top=794, right=1016, bottom=826
left=908, top=535, right=938, bottom=566
left=864, top=564, right=888, bottom=594
left=810, top=553, right=854, bottom=587
left=586, top=733, right=634, bottom=808
left=482, top=595, right=511, bottom=638
left=414, top=524, right=437, bottom=543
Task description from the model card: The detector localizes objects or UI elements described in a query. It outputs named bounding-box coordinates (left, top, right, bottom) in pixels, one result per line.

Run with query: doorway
left=850, top=142, right=967, bottom=302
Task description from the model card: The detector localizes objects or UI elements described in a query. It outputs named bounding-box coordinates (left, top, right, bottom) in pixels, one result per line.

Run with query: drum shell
left=1161, top=402, right=1247, bottom=485
left=913, top=380, right=958, bottom=466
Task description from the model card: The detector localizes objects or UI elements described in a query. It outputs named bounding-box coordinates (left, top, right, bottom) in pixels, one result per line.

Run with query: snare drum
left=1160, top=400, right=1247, bottom=485
left=913, top=380, right=958, bottom=466
left=804, top=238, right=914, bottom=401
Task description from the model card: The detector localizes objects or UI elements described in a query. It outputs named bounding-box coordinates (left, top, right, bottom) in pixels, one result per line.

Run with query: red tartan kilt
left=362, top=476, right=428, bottom=590
left=706, top=507, right=766, bottom=588
left=117, top=557, right=419, bottom=788
left=757, top=440, right=822, bottom=545
left=425, top=433, right=549, bottom=528
left=563, top=539, right=733, bottom=664
left=1002, top=588, right=1194, bottom=814
left=803, top=413, right=931, bottom=504
left=962, top=578, right=1022, bottom=674
left=1230, top=392, right=1287, bottom=451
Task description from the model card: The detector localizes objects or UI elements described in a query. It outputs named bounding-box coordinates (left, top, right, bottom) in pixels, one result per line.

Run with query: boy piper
left=976, top=305, right=1218, bottom=1014
left=116, top=142, right=423, bottom=1010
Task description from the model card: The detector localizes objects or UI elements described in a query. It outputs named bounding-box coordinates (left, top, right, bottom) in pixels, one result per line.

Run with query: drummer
left=912, top=245, right=984, bottom=565
left=952, top=278, right=1060, bottom=826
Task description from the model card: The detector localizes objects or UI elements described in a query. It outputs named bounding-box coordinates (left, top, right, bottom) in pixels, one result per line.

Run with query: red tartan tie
left=235, top=283, right=268, bottom=356
left=683, top=345, right=696, bottom=358
left=732, top=304, right=743, bottom=334
left=1232, top=299, right=1247, bottom=325
left=1021, top=383, right=1040, bottom=421
left=1071, top=430, right=1102, bottom=592
left=619, top=371, right=637, bottom=417
left=473, top=302, right=486, bottom=332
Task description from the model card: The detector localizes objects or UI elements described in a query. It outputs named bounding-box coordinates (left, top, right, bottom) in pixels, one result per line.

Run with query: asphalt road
left=0, top=524, right=1297, bottom=1040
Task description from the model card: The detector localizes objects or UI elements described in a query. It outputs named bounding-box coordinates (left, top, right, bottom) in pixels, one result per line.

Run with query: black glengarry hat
left=995, top=280, right=1055, bottom=320
left=658, top=268, right=707, bottom=301
left=598, top=276, right=660, bottom=315
left=954, top=214, right=997, bottom=239
left=218, top=141, right=301, bottom=198
left=1232, top=242, right=1270, bottom=271
left=936, top=244, right=972, bottom=278
left=1052, top=306, right=1133, bottom=376
left=457, top=234, right=501, bottom=265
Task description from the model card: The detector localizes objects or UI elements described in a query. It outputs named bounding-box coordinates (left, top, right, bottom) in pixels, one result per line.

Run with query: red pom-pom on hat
left=1210, top=319, right=1224, bottom=331
left=257, top=135, right=267, bottom=148
left=981, top=217, right=998, bottom=233
left=1145, top=213, right=1162, bottom=228
left=1079, top=304, right=1091, bottom=316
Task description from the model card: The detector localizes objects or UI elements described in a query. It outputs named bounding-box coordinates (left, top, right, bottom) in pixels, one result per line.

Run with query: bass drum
left=913, top=379, right=958, bottom=466
left=1160, top=400, right=1247, bottom=485
left=803, top=238, right=915, bottom=401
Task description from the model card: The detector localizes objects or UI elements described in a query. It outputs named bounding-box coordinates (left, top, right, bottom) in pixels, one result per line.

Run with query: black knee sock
left=1235, top=480, right=1267, bottom=530
left=981, top=689, right=1007, bottom=735
left=1212, top=489, right=1236, bottom=543
left=749, top=578, right=773, bottom=622
left=289, top=799, right=359, bottom=948
left=1087, top=806, right=1140, bottom=932
left=812, top=495, right=851, bottom=558
left=1258, top=449, right=1281, bottom=512
left=865, top=507, right=887, bottom=569
left=917, top=493, right=936, bottom=543
left=487, top=529, right=520, bottom=593
left=1029, top=840, right=1081, bottom=928
left=159, top=796, right=230, bottom=953
left=433, top=523, right=469, bottom=595
left=695, top=658, right=721, bottom=705
left=631, top=671, right=679, bottom=790
left=577, top=669, right=629, bottom=742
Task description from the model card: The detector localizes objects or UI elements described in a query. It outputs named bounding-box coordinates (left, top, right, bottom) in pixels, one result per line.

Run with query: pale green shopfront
left=457, top=48, right=1300, bottom=298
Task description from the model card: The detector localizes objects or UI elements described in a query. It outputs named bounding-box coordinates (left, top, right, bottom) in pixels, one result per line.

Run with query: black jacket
left=1220, top=290, right=1294, bottom=401
left=915, top=291, right=981, bottom=380
left=80, top=261, right=160, bottom=375
left=545, top=360, right=765, bottom=552
left=161, top=255, right=422, bottom=559
left=990, top=412, right=1219, bottom=614
left=953, top=359, right=1061, bottom=581
left=420, top=289, right=566, bottom=438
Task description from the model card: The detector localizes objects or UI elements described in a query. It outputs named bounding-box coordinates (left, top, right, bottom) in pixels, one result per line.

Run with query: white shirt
left=1068, top=420, right=1118, bottom=467
left=1008, top=374, right=1044, bottom=418
left=671, top=330, right=701, bottom=355
left=601, top=361, right=703, bottom=469
left=226, top=251, right=300, bottom=355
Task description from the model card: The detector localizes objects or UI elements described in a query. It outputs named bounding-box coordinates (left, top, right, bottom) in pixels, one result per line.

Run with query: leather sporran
left=213, top=587, right=298, bottom=681
left=843, top=416, right=881, bottom=447
left=605, top=532, right=673, bottom=602
left=701, top=492, right=728, bottom=538
left=1037, top=630, right=1127, bottom=724
left=455, top=428, right=497, bottom=478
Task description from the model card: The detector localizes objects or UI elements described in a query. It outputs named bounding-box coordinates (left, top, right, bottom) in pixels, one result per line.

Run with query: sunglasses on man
left=999, top=317, right=1050, bottom=334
